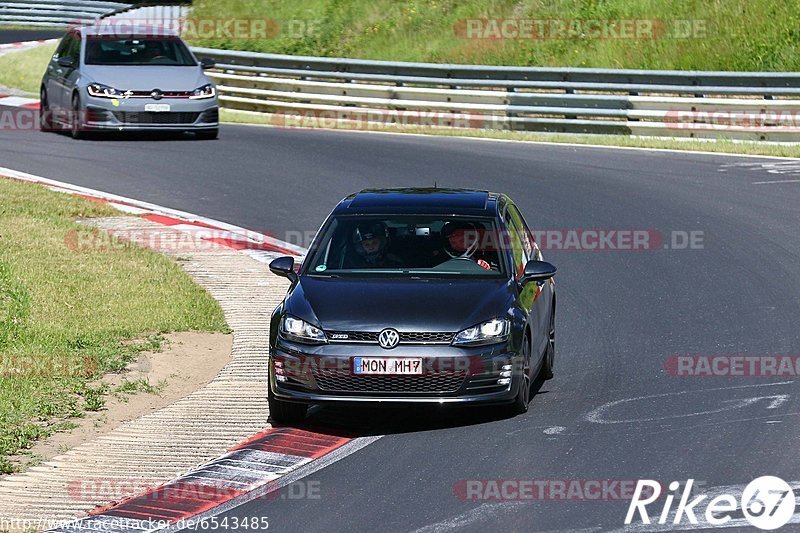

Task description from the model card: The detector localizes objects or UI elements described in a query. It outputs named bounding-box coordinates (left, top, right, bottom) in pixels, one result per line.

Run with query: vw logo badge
left=151, top=89, right=163, bottom=100
left=378, top=328, right=400, bottom=349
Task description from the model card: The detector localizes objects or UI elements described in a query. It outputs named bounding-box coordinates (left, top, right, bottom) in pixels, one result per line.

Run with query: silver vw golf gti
left=40, top=24, right=218, bottom=139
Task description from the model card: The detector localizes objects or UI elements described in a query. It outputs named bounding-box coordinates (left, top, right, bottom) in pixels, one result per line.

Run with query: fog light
left=500, top=370, right=512, bottom=378
left=501, top=364, right=512, bottom=371
left=497, top=378, right=511, bottom=385
left=276, top=375, right=287, bottom=382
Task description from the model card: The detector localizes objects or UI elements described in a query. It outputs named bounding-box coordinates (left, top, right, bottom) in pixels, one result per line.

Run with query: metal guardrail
left=0, top=0, right=130, bottom=27
left=192, top=47, right=800, bottom=142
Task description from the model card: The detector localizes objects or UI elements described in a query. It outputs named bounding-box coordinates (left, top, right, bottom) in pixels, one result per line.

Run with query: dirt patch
left=9, top=331, right=232, bottom=470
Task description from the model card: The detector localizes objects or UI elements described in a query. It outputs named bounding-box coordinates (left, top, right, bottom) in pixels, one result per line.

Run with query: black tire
left=195, top=128, right=218, bottom=140
left=40, top=87, right=53, bottom=132
left=268, top=379, right=307, bottom=424
left=508, top=334, right=532, bottom=415
left=70, top=93, right=84, bottom=140
left=540, top=306, right=556, bottom=380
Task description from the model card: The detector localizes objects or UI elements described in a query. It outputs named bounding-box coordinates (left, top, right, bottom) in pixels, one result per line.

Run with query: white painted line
left=0, top=96, right=39, bottom=106
left=585, top=381, right=795, bottom=424
left=752, top=179, right=800, bottom=184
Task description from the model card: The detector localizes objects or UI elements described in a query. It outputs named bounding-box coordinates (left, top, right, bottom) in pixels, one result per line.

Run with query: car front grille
left=402, top=332, right=454, bottom=343
left=112, top=111, right=200, bottom=124
left=327, top=331, right=454, bottom=344
left=314, top=368, right=465, bottom=393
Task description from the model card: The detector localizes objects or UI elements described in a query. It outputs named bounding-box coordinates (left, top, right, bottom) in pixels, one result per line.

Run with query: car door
left=45, top=33, right=74, bottom=111
left=505, top=202, right=551, bottom=360
left=61, top=32, right=82, bottom=109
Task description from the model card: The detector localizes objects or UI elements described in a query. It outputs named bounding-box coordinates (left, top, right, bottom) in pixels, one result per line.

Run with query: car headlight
left=87, top=83, right=125, bottom=98
left=452, top=318, right=510, bottom=346
left=280, top=315, right=327, bottom=344
left=189, top=84, right=215, bottom=99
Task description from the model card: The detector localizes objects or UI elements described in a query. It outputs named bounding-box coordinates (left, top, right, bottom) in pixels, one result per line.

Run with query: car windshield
left=85, top=37, right=197, bottom=66
left=305, top=215, right=507, bottom=277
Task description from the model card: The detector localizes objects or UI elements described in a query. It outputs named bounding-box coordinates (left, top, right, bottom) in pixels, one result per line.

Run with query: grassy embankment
left=187, top=0, right=800, bottom=71
left=0, top=178, right=228, bottom=473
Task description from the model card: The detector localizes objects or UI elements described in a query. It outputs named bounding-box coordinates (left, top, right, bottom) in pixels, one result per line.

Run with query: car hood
left=81, top=65, right=207, bottom=91
left=285, top=276, right=516, bottom=333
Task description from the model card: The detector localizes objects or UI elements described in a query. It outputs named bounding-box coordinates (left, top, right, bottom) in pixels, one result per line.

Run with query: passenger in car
left=348, top=222, right=404, bottom=268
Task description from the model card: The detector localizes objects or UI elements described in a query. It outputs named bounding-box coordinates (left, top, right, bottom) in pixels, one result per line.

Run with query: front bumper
left=270, top=338, right=522, bottom=406
left=82, top=94, right=218, bottom=131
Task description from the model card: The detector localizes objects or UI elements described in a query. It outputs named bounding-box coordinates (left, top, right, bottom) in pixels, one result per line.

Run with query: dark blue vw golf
left=267, top=188, right=556, bottom=422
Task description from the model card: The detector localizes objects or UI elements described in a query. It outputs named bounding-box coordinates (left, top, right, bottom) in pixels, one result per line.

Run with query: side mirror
left=269, top=256, right=297, bottom=283
left=199, top=57, right=216, bottom=69
left=521, top=260, right=557, bottom=286
left=56, top=57, right=75, bottom=69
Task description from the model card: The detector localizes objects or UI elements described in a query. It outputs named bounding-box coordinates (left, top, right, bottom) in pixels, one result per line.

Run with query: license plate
left=144, top=103, right=170, bottom=112
left=353, top=357, right=423, bottom=375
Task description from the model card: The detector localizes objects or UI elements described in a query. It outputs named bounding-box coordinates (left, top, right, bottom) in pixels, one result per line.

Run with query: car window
left=68, top=33, right=81, bottom=64
left=503, top=205, right=529, bottom=279
left=305, top=215, right=506, bottom=277
left=54, top=34, right=74, bottom=59
left=507, top=204, right=535, bottom=259
left=85, top=37, right=197, bottom=66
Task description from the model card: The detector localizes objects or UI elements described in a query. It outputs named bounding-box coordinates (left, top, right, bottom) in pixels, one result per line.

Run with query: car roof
left=333, top=188, right=502, bottom=216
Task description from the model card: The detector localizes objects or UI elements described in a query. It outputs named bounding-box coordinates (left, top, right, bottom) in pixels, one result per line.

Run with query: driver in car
left=442, top=221, right=499, bottom=271
left=351, top=222, right=403, bottom=268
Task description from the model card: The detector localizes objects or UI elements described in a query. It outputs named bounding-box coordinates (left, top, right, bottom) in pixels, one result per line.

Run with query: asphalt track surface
left=0, top=28, right=64, bottom=44
left=2, top=120, right=800, bottom=531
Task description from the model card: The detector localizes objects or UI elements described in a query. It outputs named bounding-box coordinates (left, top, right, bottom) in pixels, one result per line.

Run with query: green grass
left=188, top=0, right=800, bottom=71
left=115, top=378, right=165, bottom=399
left=0, top=44, right=56, bottom=95
left=0, top=178, right=228, bottom=469
left=221, top=108, right=800, bottom=158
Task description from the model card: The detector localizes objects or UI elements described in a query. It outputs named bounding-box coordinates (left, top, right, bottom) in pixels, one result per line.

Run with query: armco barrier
left=190, top=47, right=800, bottom=141
left=0, top=0, right=130, bottom=27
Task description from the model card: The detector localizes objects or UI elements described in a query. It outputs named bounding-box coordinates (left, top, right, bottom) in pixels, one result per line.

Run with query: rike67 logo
left=626, top=477, right=796, bottom=530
